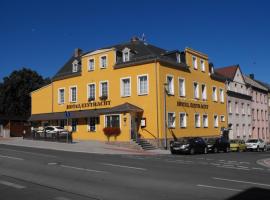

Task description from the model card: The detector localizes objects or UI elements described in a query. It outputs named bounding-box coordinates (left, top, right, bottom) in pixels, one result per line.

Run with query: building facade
left=244, top=75, right=269, bottom=142
left=215, top=65, right=252, bottom=140
left=30, top=38, right=228, bottom=147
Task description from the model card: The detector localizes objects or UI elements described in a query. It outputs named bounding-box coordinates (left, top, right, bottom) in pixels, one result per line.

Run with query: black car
left=205, top=137, right=230, bottom=153
left=170, top=137, right=208, bottom=155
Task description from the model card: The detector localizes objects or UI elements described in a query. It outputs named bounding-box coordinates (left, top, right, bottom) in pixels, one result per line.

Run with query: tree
left=0, top=68, right=50, bottom=118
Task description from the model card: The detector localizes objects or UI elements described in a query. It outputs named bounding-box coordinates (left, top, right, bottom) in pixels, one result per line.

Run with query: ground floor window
left=72, top=119, right=78, bottom=132
left=88, top=117, right=99, bottom=132
left=105, top=115, right=120, bottom=128
left=167, top=112, right=175, bottom=128
left=59, top=120, right=66, bottom=128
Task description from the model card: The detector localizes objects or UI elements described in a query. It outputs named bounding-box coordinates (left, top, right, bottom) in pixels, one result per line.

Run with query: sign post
left=65, top=111, right=71, bottom=143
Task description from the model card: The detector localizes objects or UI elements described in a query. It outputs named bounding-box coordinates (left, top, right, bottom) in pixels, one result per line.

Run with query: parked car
left=230, top=139, right=247, bottom=152
left=205, top=137, right=230, bottom=153
left=170, top=137, right=208, bottom=155
left=36, top=126, right=68, bottom=139
left=245, top=139, right=266, bottom=152
left=266, top=142, right=270, bottom=151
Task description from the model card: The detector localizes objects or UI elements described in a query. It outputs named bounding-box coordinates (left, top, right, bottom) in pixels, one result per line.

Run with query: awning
left=29, top=103, right=143, bottom=121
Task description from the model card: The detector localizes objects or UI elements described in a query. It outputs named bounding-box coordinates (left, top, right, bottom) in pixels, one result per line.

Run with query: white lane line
left=252, top=167, right=264, bottom=170
left=217, top=166, right=250, bottom=171
left=60, top=165, right=107, bottom=173
left=0, top=148, right=57, bottom=158
left=213, top=177, right=270, bottom=187
left=102, top=163, right=147, bottom=171
left=239, top=161, right=250, bottom=164
left=197, top=184, right=242, bottom=192
left=0, top=154, right=24, bottom=161
left=0, top=180, right=26, bottom=189
left=48, top=162, right=58, bottom=165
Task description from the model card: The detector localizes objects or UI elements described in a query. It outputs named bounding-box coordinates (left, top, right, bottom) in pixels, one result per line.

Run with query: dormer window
left=176, top=53, right=181, bottom=63
left=72, top=60, right=78, bottom=72
left=122, top=47, right=130, bottom=62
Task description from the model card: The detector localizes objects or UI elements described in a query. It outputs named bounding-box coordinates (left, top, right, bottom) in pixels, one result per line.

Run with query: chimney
left=249, top=74, right=254, bottom=79
left=74, top=48, right=83, bottom=58
left=130, top=36, right=139, bottom=43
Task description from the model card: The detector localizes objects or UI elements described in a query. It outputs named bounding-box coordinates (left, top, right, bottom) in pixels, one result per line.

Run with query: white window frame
left=228, top=101, right=232, bottom=113
left=69, top=86, right=77, bottom=103
left=87, top=83, right=96, bottom=101
left=193, top=82, right=200, bottom=99
left=166, top=75, right=174, bottom=95
left=120, top=77, right=131, bottom=97
left=202, top=83, right=207, bottom=100
left=242, top=103, right=245, bottom=115
left=122, top=48, right=130, bottom=62
left=195, top=113, right=201, bottom=128
left=167, top=112, right=176, bottom=128
left=179, top=112, right=187, bottom=128
left=212, top=86, right=217, bottom=102
left=178, top=77, right=186, bottom=97
left=176, top=53, right=181, bottom=63
left=87, top=117, right=97, bottom=132
left=99, top=80, right=109, bottom=98
left=220, top=115, right=225, bottom=122
left=192, top=56, right=197, bottom=69
left=219, top=88, right=224, bottom=103
left=72, top=60, right=78, bottom=73
left=104, top=114, right=121, bottom=129
left=137, top=74, right=149, bottom=95
left=58, top=88, right=65, bottom=104
left=88, top=58, right=95, bottom=71
left=235, top=102, right=239, bottom=114
left=202, top=114, right=208, bottom=128
left=214, top=115, right=219, bottom=128
left=99, top=54, right=108, bottom=69
left=200, top=59, right=205, bottom=72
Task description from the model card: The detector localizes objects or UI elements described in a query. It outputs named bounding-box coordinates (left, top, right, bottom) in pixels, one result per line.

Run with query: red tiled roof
left=215, top=65, right=239, bottom=80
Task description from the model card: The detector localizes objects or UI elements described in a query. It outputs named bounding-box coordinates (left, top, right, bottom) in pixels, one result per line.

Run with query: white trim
left=212, top=86, right=218, bottom=102
left=82, top=48, right=114, bottom=57
left=137, top=74, right=149, bottom=95
left=179, top=112, right=187, bottom=128
left=69, top=85, right=77, bottom=103
left=120, top=76, right=131, bottom=97
left=195, top=113, right=201, bottom=128
left=58, top=87, right=65, bottom=104
left=192, top=56, right=198, bottom=69
left=193, top=81, right=200, bottom=99
left=220, top=115, right=225, bottom=122
left=104, top=114, right=121, bottom=129
left=214, top=114, right=219, bottom=128
left=87, top=82, right=96, bottom=101
left=166, top=74, right=174, bottom=95
left=200, top=59, right=205, bottom=72
left=167, top=112, right=176, bottom=128
left=202, top=114, right=208, bottom=128
left=88, top=57, right=95, bottom=71
left=87, top=117, right=97, bottom=132
left=72, top=60, right=79, bottom=72
left=99, top=80, right=109, bottom=98
left=178, top=77, right=186, bottom=97
left=201, top=83, right=207, bottom=100
left=219, top=88, right=224, bottom=103
left=99, top=54, right=108, bottom=69
left=122, top=47, right=130, bottom=62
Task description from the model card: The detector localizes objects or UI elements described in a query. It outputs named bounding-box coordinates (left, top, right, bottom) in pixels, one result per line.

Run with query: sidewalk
left=0, top=137, right=170, bottom=155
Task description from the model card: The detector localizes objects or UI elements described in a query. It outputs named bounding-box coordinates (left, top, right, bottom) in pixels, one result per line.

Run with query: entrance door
left=130, top=113, right=138, bottom=140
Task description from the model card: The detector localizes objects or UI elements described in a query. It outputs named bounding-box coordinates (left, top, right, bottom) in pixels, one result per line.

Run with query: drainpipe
left=154, top=59, right=160, bottom=147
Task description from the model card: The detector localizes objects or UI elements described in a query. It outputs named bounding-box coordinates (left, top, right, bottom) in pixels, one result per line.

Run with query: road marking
left=217, top=166, right=250, bottom=170
left=0, top=180, right=26, bottom=189
left=213, top=177, right=270, bottom=187
left=236, top=166, right=249, bottom=169
left=0, top=154, right=24, bottom=161
left=197, top=184, right=242, bottom=192
left=48, top=162, right=58, bottom=165
left=102, top=163, right=147, bottom=171
left=239, top=161, right=250, bottom=164
left=0, top=148, right=57, bottom=158
left=252, top=167, right=264, bottom=170
left=60, top=165, right=107, bottom=173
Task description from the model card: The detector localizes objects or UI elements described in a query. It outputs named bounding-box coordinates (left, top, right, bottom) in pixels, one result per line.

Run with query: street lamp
left=164, top=83, right=169, bottom=149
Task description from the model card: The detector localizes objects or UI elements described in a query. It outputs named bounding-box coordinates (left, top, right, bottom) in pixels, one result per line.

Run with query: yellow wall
left=31, top=84, right=53, bottom=114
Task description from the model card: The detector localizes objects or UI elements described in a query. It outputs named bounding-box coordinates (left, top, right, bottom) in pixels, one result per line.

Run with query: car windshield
left=177, top=139, right=190, bottom=144
left=206, top=138, right=216, bottom=144
left=246, top=139, right=258, bottom=143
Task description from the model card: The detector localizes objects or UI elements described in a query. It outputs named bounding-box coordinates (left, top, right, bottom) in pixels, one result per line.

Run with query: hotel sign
left=177, top=101, right=209, bottom=109
left=66, top=100, right=111, bottom=110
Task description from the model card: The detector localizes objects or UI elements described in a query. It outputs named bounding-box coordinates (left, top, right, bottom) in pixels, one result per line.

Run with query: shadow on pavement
left=227, top=187, right=270, bottom=200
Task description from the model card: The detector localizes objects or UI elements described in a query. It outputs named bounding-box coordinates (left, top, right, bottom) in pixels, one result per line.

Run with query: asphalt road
left=0, top=144, right=270, bottom=200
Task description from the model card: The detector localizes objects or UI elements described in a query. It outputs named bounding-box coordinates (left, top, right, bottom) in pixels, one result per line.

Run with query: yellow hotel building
left=30, top=37, right=228, bottom=148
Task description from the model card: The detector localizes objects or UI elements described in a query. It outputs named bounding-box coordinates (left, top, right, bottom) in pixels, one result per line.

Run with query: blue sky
left=1, top=0, right=270, bottom=82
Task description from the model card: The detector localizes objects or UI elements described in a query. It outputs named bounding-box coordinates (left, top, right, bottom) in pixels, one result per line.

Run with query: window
left=247, top=104, right=250, bottom=115
left=105, top=115, right=120, bottom=128
left=242, top=103, right=245, bottom=115
left=261, top=110, right=264, bottom=121
left=176, top=53, right=181, bottom=63
left=70, top=86, right=77, bottom=102
left=192, top=56, right=197, bottom=69
left=202, top=84, right=207, bottom=100
left=58, top=88, right=65, bottom=104
left=212, top=86, right=217, bottom=101
left=214, top=115, right=218, bottom=128
left=72, top=60, right=78, bottom=72
left=122, top=48, right=130, bottom=62
left=88, top=83, right=95, bottom=101
left=235, top=102, right=239, bottom=114
left=228, top=101, right=232, bottom=113
left=121, top=77, right=131, bottom=97
left=88, top=117, right=98, bottom=132
left=203, top=114, right=208, bottom=128
left=200, top=59, right=205, bottom=72
left=168, top=112, right=176, bottom=128
left=219, top=88, right=224, bottom=103
left=243, top=124, right=246, bottom=137
left=234, top=83, right=237, bottom=92
left=179, top=78, right=185, bottom=97
left=236, top=124, right=239, bottom=137
left=100, top=81, right=108, bottom=98
left=193, top=82, right=199, bottom=99
left=179, top=113, right=187, bottom=128
left=166, top=75, right=174, bottom=95
left=72, top=119, right=77, bottom=132
left=88, top=59, right=95, bottom=71
left=195, top=113, right=200, bottom=128
left=257, top=109, right=259, bottom=120
left=266, top=111, right=268, bottom=121
left=138, top=75, right=148, bottom=95
left=220, top=115, right=225, bottom=122
left=100, top=55, right=107, bottom=68
left=252, top=109, right=255, bottom=120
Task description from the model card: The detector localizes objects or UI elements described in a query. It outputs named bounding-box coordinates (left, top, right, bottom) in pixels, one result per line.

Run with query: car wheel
left=263, top=146, right=266, bottom=152
left=214, top=147, right=218, bottom=153
left=257, top=146, right=260, bottom=152
left=190, top=148, right=195, bottom=155
left=170, top=148, right=176, bottom=155
left=203, top=147, right=208, bottom=154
